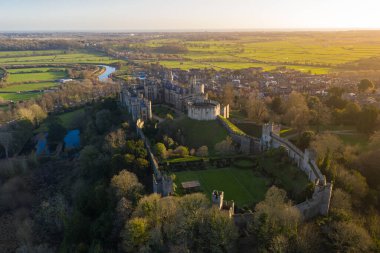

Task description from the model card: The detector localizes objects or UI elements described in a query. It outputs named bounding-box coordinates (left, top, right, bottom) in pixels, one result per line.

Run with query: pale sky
left=1, top=0, right=380, bottom=31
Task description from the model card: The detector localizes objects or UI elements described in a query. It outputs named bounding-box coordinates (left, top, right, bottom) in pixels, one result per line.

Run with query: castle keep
left=120, top=72, right=229, bottom=121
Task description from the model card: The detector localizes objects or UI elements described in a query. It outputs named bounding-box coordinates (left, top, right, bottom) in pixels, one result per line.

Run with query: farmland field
left=0, top=49, right=119, bottom=101
left=7, top=71, right=66, bottom=83
left=0, top=92, right=43, bottom=101
left=132, top=32, right=380, bottom=74
left=0, top=82, right=57, bottom=92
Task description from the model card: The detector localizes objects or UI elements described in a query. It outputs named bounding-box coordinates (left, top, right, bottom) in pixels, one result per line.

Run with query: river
left=98, top=65, right=116, bottom=81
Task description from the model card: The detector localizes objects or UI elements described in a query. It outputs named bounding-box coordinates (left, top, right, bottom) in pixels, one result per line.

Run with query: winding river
left=98, top=65, right=116, bottom=81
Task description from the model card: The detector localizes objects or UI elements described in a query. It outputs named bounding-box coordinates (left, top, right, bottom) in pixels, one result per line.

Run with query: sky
left=1, top=0, right=380, bottom=31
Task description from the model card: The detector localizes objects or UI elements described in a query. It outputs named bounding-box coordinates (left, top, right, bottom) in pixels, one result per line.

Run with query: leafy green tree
left=95, top=109, right=112, bottom=133
left=356, top=106, right=378, bottom=134
left=250, top=186, right=301, bottom=252
left=122, top=217, right=150, bottom=253
left=297, top=131, right=315, bottom=151
left=270, top=96, right=283, bottom=114
left=111, top=170, right=144, bottom=203
left=174, top=145, right=189, bottom=157
left=47, top=118, right=66, bottom=144
left=154, top=142, right=167, bottom=159
left=326, top=221, right=373, bottom=252
left=358, top=79, right=375, bottom=93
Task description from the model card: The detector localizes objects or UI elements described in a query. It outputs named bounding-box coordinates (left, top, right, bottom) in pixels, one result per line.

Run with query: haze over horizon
left=1, top=0, right=380, bottom=32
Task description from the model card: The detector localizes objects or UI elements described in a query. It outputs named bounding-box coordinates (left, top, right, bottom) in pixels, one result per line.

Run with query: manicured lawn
left=165, top=117, right=228, bottom=151
left=175, top=167, right=269, bottom=207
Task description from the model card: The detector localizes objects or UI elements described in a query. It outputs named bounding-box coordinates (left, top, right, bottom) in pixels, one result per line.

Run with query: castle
left=120, top=86, right=152, bottom=121
left=120, top=71, right=229, bottom=121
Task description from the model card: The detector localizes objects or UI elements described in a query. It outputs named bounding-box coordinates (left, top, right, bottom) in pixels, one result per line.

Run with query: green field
left=0, top=50, right=116, bottom=66
left=0, top=92, right=43, bottom=101
left=6, top=71, right=66, bottom=83
left=131, top=32, right=380, bottom=74
left=0, top=49, right=119, bottom=102
left=152, top=105, right=177, bottom=118
left=36, top=108, right=85, bottom=133
left=175, top=167, right=269, bottom=206
left=0, top=82, right=57, bottom=92
left=162, top=117, right=228, bottom=151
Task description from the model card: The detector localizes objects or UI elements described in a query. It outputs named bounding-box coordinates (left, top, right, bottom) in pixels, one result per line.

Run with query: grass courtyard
left=173, top=150, right=311, bottom=208
left=175, top=167, right=269, bottom=207
left=161, top=116, right=229, bottom=152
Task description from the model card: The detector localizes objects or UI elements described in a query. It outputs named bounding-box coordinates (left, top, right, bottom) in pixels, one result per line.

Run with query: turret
left=212, top=190, right=224, bottom=209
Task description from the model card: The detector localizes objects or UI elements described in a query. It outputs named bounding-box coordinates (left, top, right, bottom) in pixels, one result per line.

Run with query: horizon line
left=1, top=27, right=380, bottom=34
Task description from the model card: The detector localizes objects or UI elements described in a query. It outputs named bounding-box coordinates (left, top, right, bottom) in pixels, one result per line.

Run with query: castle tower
left=212, top=190, right=224, bottom=209
left=190, top=75, right=204, bottom=94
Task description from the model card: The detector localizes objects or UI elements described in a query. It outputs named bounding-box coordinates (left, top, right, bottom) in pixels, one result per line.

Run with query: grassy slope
left=175, top=167, right=269, bottom=206
left=169, top=117, right=228, bottom=150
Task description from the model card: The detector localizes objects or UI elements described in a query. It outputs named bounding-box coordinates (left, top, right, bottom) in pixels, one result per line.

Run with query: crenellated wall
left=136, top=119, right=173, bottom=196
left=261, top=123, right=332, bottom=220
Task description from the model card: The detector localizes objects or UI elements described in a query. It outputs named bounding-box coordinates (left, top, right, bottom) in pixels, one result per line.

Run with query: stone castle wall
left=216, top=116, right=261, bottom=154
left=136, top=119, right=173, bottom=196
left=261, top=123, right=332, bottom=220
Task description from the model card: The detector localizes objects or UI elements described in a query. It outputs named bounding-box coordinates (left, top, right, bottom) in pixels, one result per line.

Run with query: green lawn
left=164, top=117, right=228, bottom=151
left=175, top=167, right=269, bottom=207
left=6, top=71, right=66, bottom=83
left=59, top=108, right=85, bottom=127
left=6, top=67, right=66, bottom=74
left=152, top=105, right=177, bottom=118
left=132, top=32, right=380, bottom=73
left=235, top=122, right=262, bottom=138
left=0, top=82, right=57, bottom=92
left=36, top=108, right=85, bottom=133
left=0, top=92, right=42, bottom=101
left=0, top=51, right=117, bottom=66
